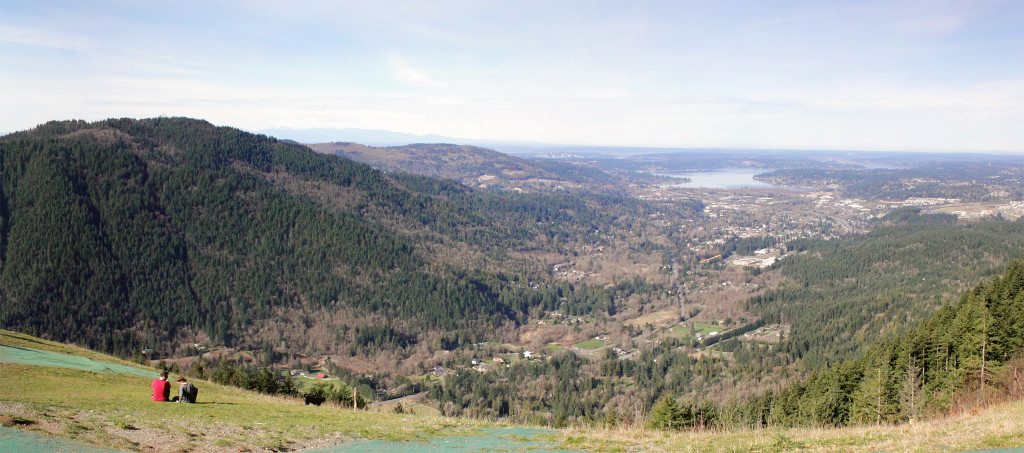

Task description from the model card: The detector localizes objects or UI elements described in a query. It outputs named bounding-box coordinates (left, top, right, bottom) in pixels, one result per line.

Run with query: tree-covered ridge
left=0, top=118, right=698, bottom=359
left=759, top=162, right=1024, bottom=201
left=309, top=141, right=626, bottom=194
left=736, top=257, right=1024, bottom=428
left=750, top=219, right=1024, bottom=371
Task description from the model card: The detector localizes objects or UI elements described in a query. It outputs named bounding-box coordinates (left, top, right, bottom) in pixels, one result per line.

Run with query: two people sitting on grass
left=151, top=370, right=198, bottom=403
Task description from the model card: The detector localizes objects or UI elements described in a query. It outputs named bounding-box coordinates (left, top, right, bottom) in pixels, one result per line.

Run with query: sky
left=1, top=0, right=1022, bottom=152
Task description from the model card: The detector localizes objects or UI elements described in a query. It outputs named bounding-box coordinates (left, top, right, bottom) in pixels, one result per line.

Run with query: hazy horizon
left=254, top=125, right=1024, bottom=157
left=2, top=1, right=1022, bottom=153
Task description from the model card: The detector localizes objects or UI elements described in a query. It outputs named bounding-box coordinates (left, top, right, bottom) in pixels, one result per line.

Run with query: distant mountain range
left=306, top=142, right=637, bottom=194
left=256, top=127, right=1024, bottom=160
left=256, top=127, right=544, bottom=150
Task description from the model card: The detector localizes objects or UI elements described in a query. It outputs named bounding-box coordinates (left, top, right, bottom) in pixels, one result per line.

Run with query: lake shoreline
left=656, top=167, right=782, bottom=189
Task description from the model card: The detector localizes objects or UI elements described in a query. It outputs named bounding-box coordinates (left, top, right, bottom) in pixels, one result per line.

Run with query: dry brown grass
left=563, top=398, right=1024, bottom=452
left=625, top=308, right=682, bottom=328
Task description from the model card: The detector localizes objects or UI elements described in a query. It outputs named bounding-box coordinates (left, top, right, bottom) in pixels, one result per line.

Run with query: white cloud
left=885, top=0, right=973, bottom=37
left=890, top=14, right=967, bottom=36
left=0, top=24, right=93, bottom=51
left=389, top=56, right=446, bottom=89
left=0, top=1, right=1020, bottom=153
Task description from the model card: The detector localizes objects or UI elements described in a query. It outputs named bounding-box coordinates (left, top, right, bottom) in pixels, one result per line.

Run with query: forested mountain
left=759, top=162, right=1024, bottom=201
left=752, top=220, right=1024, bottom=370
left=308, top=142, right=627, bottom=193
left=4, top=117, right=1020, bottom=435
left=0, top=118, right=699, bottom=360
left=733, top=257, right=1024, bottom=428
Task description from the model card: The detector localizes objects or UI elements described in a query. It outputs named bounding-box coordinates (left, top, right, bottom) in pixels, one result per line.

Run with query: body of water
left=660, top=167, right=778, bottom=189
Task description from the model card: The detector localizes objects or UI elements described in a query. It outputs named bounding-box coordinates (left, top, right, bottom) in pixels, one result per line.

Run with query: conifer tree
left=900, top=358, right=923, bottom=422
left=649, top=392, right=685, bottom=430
left=851, top=353, right=897, bottom=425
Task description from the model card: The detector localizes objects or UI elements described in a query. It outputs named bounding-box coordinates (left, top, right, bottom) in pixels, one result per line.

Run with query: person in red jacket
left=152, top=370, right=170, bottom=401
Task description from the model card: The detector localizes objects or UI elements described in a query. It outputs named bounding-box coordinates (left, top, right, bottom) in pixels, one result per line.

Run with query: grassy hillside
left=0, top=330, right=481, bottom=452
left=3, top=330, right=1022, bottom=452
left=569, top=400, right=1024, bottom=452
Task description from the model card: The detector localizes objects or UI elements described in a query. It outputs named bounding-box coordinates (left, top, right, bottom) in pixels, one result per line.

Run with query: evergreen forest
left=0, top=118, right=698, bottom=359
left=1, top=118, right=1021, bottom=434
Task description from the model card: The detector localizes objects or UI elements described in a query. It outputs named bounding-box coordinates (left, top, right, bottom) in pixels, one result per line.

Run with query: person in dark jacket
left=176, top=377, right=198, bottom=403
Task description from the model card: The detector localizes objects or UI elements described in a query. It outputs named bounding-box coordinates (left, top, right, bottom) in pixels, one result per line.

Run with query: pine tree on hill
left=649, top=392, right=688, bottom=431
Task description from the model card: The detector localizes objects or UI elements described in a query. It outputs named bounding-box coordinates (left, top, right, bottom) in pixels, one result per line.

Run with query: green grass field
left=670, top=321, right=723, bottom=340
left=544, top=343, right=566, bottom=353
left=572, top=339, right=605, bottom=350
left=290, top=374, right=346, bottom=392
